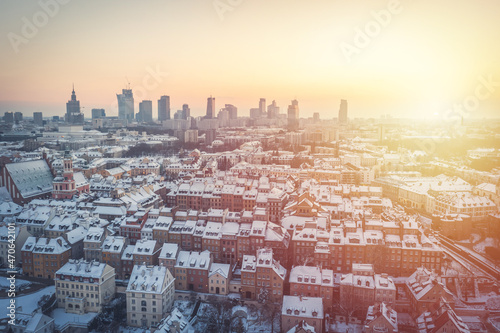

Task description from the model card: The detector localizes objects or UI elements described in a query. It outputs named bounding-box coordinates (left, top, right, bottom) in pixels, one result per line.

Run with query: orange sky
left=1, top=0, right=499, bottom=119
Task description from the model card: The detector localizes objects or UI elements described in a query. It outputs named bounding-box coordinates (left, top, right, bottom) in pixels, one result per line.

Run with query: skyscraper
left=91, top=109, right=106, bottom=119
left=217, top=108, right=230, bottom=127
left=206, top=96, right=215, bottom=119
left=158, top=95, right=170, bottom=121
left=313, top=112, right=320, bottom=123
left=117, top=88, right=134, bottom=122
left=33, top=112, right=43, bottom=126
left=338, top=99, right=348, bottom=124
left=3, top=112, right=13, bottom=123
left=182, top=104, right=190, bottom=119
left=137, top=100, right=153, bottom=123
left=66, top=86, right=84, bottom=124
left=225, top=104, right=238, bottom=119
left=259, top=98, right=266, bottom=117
left=14, top=112, right=23, bottom=123
left=175, top=104, right=191, bottom=120
left=287, top=99, right=299, bottom=130
left=267, top=100, right=279, bottom=119
left=250, top=108, right=260, bottom=119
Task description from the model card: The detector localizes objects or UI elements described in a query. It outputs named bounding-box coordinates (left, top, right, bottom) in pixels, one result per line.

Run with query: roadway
left=437, top=235, right=500, bottom=281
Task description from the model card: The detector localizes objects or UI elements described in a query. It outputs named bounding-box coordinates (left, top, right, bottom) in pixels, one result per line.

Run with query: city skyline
left=1, top=2, right=500, bottom=332
left=0, top=1, right=499, bottom=119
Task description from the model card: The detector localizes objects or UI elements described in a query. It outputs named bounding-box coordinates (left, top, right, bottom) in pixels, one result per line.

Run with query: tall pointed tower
left=52, top=150, right=77, bottom=199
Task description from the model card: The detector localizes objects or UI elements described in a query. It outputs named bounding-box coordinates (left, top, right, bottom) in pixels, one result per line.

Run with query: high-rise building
left=250, top=108, right=260, bottom=119
left=137, top=100, right=153, bottom=123
left=225, top=104, right=238, bottom=119
left=182, top=104, right=190, bottom=119
left=91, top=108, right=106, bottom=119
left=287, top=99, right=299, bottom=130
left=217, top=108, right=230, bottom=127
left=267, top=100, right=279, bottom=119
left=3, top=112, right=14, bottom=123
left=206, top=96, right=215, bottom=119
left=66, top=86, right=84, bottom=124
left=117, top=89, right=134, bottom=122
left=174, top=104, right=190, bottom=120
left=339, top=99, right=348, bottom=124
left=313, top=112, right=320, bottom=123
left=259, top=98, right=266, bottom=117
left=14, top=112, right=23, bottom=123
left=33, top=112, right=43, bottom=126
left=158, top=95, right=170, bottom=121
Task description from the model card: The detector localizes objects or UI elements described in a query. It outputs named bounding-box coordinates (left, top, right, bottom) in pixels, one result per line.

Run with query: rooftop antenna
left=125, top=77, right=131, bottom=89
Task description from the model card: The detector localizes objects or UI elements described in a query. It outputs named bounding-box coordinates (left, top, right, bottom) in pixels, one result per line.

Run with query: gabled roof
left=5, top=159, right=53, bottom=198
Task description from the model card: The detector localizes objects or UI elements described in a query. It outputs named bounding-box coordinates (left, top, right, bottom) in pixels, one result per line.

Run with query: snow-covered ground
left=329, top=321, right=364, bottom=333
left=190, top=302, right=277, bottom=333
left=489, top=316, right=500, bottom=332
left=116, top=327, right=151, bottom=333
left=486, top=296, right=500, bottom=311
left=173, top=299, right=195, bottom=317
left=0, top=276, right=31, bottom=289
left=457, top=233, right=481, bottom=244
left=51, top=308, right=98, bottom=329
left=0, top=285, right=54, bottom=317
left=474, top=238, right=496, bottom=254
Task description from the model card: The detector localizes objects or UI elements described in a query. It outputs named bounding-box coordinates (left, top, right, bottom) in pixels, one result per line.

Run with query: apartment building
left=174, top=250, right=212, bottom=293
left=126, top=265, right=175, bottom=328
left=208, top=262, right=231, bottom=295
left=340, top=264, right=396, bottom=312
left=21, top=236, right=72, bottom=279
left=406, top=267, right=455, bottom=317
left=289, top=266, right=336, bottom=313
left=55, top=259, right=116, bottom=314
left=281, top=296, right=324, bottom=333
left=83, top=226, right=106, bottom=262
left=132, top=239, right=161, bottom=266
left=101, top=235, right=129, bottom=279
left=240, top=248, right=286, bottom=303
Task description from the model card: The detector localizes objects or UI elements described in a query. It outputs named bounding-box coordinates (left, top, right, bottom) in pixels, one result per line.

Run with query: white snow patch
left=0, top=276, right=31, bottom=289
left=0, top=285, right=54, bottom=317
left=473, top=238, right=496, bottom=254
left=51, top=308, right=97, bottom=328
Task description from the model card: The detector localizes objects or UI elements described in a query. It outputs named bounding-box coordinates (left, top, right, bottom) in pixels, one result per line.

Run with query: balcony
left=65, top=296, right=86, bottom=315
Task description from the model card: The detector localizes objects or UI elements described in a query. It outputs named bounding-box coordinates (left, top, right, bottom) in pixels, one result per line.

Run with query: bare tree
left=258, top=286, right=280, bottom=333
left=204, top=295, right=236, bottom=333
left=458, top=273, right=475, bottom=302
left=337, top=285, right=364, bottom=324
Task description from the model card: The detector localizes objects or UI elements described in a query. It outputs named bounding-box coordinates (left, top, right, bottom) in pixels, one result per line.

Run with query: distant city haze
left=0, top=0, right=499, bottom=118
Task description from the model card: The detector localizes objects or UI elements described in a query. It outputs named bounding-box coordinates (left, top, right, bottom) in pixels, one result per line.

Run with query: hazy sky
left=1, top=0, right=499, bottom=119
